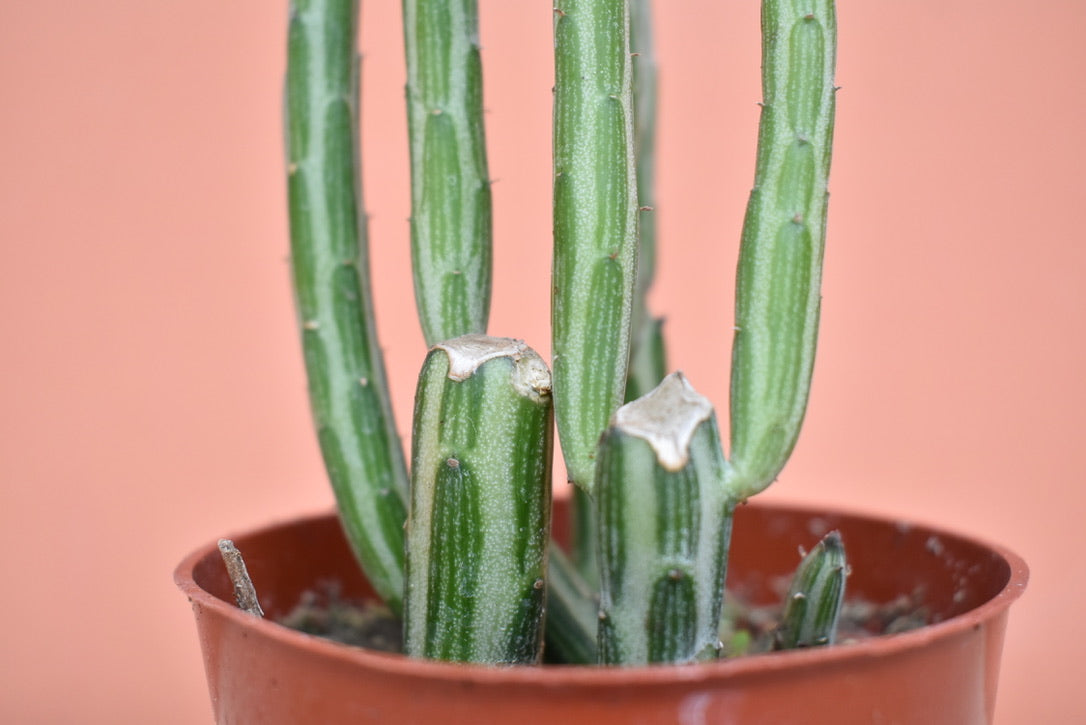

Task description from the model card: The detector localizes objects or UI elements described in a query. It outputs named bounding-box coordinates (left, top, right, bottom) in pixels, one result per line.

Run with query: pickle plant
left=285, top=0, right=843, bottom=666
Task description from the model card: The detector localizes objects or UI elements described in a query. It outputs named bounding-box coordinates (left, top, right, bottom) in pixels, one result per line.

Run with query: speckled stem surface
left=727, top=0, right=837, bottom=499
left=285, top=0, right=409, bottom=613
left=404, top=0, right=492, bottom=345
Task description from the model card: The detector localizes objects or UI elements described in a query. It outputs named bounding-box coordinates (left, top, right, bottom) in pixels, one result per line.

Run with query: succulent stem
left=552, top=0, right=640, bottom=495
left=727, top=0, right=837, bottom=500
left=544, top=545, right=600, bottom=664
left=596, top=373, right=735, bottom=665
left=285, top=0, right=409, bottom=614
left=625, top=0, right=667, bottom=403
left=403, top=0, right=493, bottom=345
left=404, top=335, right=553, bottom=663
left=569, top=484, right=601, bottom=589
left=774, top=531, right=847, bottom=649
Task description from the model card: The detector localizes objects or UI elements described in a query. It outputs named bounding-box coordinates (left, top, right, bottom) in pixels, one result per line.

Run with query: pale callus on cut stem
left=405, top=335, right=554, bottom=664
left=596, top=372, right=735, bottom=665
left=612, top=372, right=713, bottom=471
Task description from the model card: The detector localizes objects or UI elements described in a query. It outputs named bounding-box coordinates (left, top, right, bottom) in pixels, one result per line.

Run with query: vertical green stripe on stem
left=647, top=572, right=696, bottom=663
left=625, top=0, right=667, bottom=403
left=727, top=1, right=836, bottom=500
left=285, top=0, right=408, bottom=613
left=405, top=336, right=552, bottom=663
left=424, top=457, right=482, bottom=661
left=596, top=374, right=734, bottom=665
left=625, top=316, right=667, bottom=402
left=404, top=0, right=492, bottom=345
left=774, top=531, right=847, bottom=649
left=552, top=0, right=638, bottom=494
left=543, top=545, right=599, bottom=664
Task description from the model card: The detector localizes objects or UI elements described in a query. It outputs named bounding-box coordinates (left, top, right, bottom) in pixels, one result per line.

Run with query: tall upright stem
left=552, top=0, right=639, bottom=495
left=727, top=0, right=837, bottom=499
left=285, top=0, right=409, bottom=613
left=625, top=0, right=667, bottom=403
left=403, top=0, right=493, bottom=345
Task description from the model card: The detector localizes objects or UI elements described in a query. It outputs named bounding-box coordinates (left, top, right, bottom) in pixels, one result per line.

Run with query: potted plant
left=176, top=0, right=1027, bottom=722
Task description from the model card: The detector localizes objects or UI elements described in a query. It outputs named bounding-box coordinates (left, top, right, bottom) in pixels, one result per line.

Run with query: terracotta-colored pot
left=176, top=501, right=1027, bottom=724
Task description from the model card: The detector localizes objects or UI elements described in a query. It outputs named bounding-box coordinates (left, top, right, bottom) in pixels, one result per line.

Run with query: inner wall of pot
left=192, top=502, right=1012, bottom=628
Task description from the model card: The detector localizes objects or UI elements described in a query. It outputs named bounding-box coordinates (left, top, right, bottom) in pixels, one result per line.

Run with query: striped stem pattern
left=285, top=0, right=409, bottom=614
left=543, top=545, right=599, bottom=664
left=596, top=373, right=734, bottom=665
left=625, top=0, right=667, bottom=403
left=727, top=0, right=837, bottom=500
left=404, top=0, right=492, bottom=345
left=404, top=335, right=553, bottom=663
left=552, top=0, right=639, bottom=495
left=774, top=531, right=847, bottom=649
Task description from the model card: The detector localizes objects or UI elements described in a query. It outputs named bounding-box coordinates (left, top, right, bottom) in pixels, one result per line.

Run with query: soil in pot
left=178, top=501, right=1027, bottom=725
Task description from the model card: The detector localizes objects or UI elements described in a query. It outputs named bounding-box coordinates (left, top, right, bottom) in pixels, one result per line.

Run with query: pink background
left=2, top=2, right=1083, bottom=721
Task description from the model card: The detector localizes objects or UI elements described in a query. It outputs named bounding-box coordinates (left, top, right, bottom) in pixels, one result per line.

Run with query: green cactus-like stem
left=404, top=0, right=492, bottom=345
left=569, top=484, right=601, bottom=588
left=285, top=0, right=408, bottom=614
left=774, top=531, right=847, bottom=649
left=625, top=0, right=666, bottom=404
left=404, top=335, right=553, bottom=663
left=552, top=0, right=639, bottom=495
left=625, top=316, right=666, bottom=403
left=596, top=373, right=735, bottom=665
left=727, top=0, right=837, bottom=500
left=543, top=545, right=599, bottom=664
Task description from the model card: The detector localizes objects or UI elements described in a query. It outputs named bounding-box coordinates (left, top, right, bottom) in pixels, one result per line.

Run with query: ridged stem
left=552, top=0, right=639, bottom=494
left=544, top=545, right=599, bottom=664
left=727, top=0, right=837, bottom=500
left=404, top=336, right=553, bottom=663
left=596, top=373, right=734, bottom=665
left=774, top=531, right=847, bottom=649
left=285, top=0, right=409, bottom=613
left=625, top=0, right=667, bottom=403
left=569, top=484, right=601, bottom=588
left=403, top=0, right=492, bottom=345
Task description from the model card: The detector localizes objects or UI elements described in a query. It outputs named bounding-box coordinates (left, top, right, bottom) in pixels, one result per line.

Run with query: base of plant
left=177, top=500, right=1025, bottom=724
left=273, top=581, right=931, bottom=663
left=278, top=582, right=402, bottom=654
left=720, top=589, right=930, bottom=658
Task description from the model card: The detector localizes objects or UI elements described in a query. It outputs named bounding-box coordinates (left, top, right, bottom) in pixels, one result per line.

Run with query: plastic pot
left=176, top=501, right=1027, bottom=724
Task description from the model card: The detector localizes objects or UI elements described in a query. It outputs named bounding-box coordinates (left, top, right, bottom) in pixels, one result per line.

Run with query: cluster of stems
left=285, top=0, right=842, bottom=666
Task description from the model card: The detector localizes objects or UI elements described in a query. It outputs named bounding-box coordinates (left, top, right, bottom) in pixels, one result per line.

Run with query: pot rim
left=175, top=500, right=1028, bottom=688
